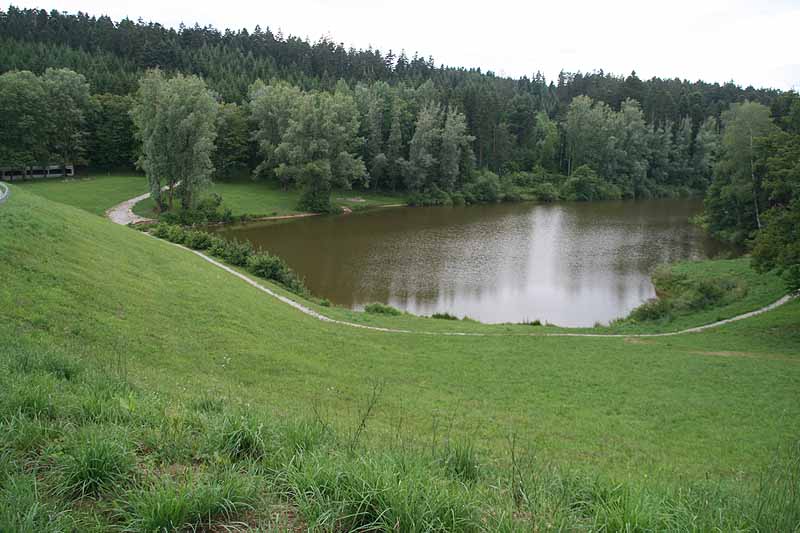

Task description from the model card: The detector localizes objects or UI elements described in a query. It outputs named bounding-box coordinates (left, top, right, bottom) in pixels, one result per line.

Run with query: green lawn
left=1, top=186, right=799, bottom=530
left=133, top=178, right=404, bottom=218
left=13, top=173, right=148, bottom=216
left=12, top=173, right=403, bottom=220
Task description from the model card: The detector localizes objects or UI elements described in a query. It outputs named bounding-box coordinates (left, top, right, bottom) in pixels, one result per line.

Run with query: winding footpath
left=105, top=190, right=154, bottom=225
left=0, top=182, right=10, bottom=204
left=105, top=192, right=797, bottom=338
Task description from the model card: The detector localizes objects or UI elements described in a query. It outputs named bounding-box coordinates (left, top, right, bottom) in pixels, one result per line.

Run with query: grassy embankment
left=11, top=174, right=149, bottom=216
left=2, top=184, right=799, bottom=530
left=14, top=173, right=403, bottom=220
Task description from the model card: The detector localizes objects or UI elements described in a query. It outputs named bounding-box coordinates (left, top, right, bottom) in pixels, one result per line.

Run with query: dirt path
left=106, top=190, right=796, bottom=338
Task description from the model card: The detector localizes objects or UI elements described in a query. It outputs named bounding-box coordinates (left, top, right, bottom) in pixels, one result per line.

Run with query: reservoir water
left=219, top=199, right=730, bottom=326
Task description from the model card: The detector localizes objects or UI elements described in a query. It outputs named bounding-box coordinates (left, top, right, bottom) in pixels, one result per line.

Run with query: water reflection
left=219, top=199, right=729, bottom=326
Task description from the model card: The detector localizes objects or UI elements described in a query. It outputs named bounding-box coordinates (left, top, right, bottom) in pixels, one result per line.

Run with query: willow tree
left=705, top=102, right=777, bottom=243
left=251, top=81, right=366, bottom=212
left=247, top=80, right=303, bottom=186
left=131, top=69, right=219, bottom=212
left=43, top=68, right=92, bottom=176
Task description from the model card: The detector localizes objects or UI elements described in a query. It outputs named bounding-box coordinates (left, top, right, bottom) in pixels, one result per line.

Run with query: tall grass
left=52, top=428, right=135, bottom=500
left=1, top=338, right=799, bottom=531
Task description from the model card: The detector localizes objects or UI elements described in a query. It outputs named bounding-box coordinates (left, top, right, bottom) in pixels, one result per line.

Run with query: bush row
left=147, top=222, right=307, bottom=295
left=158, top=193, right=235, bottom=225
left=406, top=165, right=699, bottom=207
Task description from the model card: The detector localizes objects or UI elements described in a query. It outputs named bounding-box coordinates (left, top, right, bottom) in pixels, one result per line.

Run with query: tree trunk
left=168, top=182, right=174, bottom=212
left=749, top=128, right=762, bottom=230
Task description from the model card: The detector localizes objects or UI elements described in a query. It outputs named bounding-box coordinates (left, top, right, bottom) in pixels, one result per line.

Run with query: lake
left=219, top=199, right=731, bottom=326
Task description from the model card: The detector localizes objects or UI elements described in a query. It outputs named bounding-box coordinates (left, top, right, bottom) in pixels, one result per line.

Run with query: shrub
left=149, top=223, right=171, bottom=239
left=407, top=187, right=452, bottom=207
left=210, top=238, right=253, bottom=266
left=431, top=312, right=459, bottom=320
left=562, top=165, right=621, bottom=201
left=468, top=171, right=501, bottom=203
left=629, top=298, right=672, bottom=322
left=159, top=193, right=233, bottom=225
left=164, top=224, right=187, bottom=244
left=501, top=185, right=523, bottom=202
left=53, top=429, right=134, bottom=499
left=182, top=229, right=213, bottom=250
left=206, top=235, right=228, bottom=257
left=364, top=303, right=402, bottom=316
left=533, top=182, right=560, bottom=202
left=246, top=252, right=306, bottom=294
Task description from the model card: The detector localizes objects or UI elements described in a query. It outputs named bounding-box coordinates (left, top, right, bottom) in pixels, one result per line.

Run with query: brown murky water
left=219, top=199, right=731, bottom=326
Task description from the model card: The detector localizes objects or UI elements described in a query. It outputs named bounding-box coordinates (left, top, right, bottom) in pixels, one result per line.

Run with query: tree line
left=0, top=6, right=797, bottom=288
left=0, top=6, right=782, bottom=179
left=703, top=95, right=800, bottom=289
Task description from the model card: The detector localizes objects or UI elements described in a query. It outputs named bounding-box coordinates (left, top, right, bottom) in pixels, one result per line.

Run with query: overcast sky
left=11, top=0, right=800, bottom=90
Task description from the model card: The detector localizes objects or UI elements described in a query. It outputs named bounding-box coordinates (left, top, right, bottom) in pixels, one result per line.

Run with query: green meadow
left=130, top=177, right=403, bottom=218
left=1, top=183, right=798, bottom=531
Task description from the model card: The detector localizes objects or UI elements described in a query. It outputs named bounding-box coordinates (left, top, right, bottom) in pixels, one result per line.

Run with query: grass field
left=13, top=173, right=403, bottom=220
left=2, top=185, right=799, bottom=530
left=132, top=177, right=403, bottom=218
left=12, top=173, right=148, bottom=216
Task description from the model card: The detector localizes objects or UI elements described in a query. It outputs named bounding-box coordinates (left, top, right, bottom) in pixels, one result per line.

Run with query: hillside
left=1, top=186, right=799, bottom=530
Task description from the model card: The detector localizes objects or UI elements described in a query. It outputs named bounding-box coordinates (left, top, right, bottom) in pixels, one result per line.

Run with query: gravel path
left=153, top=238, right=799, bottom=338
left=105, top=190, right=154, bottom=225
left=106, top=189, right=796, bottom=337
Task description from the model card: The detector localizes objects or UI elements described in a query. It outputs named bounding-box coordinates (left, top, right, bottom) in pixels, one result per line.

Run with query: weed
left=0, top=474, right=72, bottom=532
left=439, top=440, right=480, bottom=483
left=218, top=413, right=269, bottom=461
left=364, top=302, right=402, bottom=316
left=52, top=428, right=134, bottom=500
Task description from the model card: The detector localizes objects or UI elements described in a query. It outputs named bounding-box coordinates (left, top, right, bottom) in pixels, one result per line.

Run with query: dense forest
left=0, top=6, right=798, bottom=287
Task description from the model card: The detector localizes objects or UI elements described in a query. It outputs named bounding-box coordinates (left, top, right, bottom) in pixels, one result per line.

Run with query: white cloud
left=12, top=0, right=799, bottom=89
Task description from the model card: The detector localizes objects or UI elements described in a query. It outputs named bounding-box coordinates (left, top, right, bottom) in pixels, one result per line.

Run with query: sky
left=10, top=0, right=800, bottom=90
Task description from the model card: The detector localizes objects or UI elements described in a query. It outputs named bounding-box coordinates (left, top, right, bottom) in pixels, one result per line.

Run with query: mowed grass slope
left=13, top=174, right=148, bottom=215
left=2, top=185, right=799, bottom=486
left=132, top=177, right=403, bottom=218
left=13, top=173, right=403, bottom=220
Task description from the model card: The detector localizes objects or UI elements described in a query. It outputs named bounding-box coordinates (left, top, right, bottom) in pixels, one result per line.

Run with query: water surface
left=219, top=199, right=729, bottom=326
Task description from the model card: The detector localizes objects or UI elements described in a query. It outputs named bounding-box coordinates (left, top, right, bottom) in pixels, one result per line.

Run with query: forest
left=0, top=6, right=798, bottom=287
